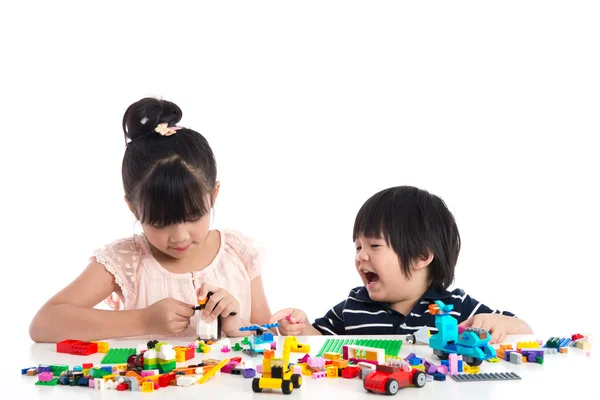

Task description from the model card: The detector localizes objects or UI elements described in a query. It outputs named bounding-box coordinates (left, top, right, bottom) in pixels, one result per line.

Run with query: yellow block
left=198, top=358, right=229, bottom=384
left=141, top=381, right=154, bottom=392
left=517, top=341, right=539, bottom=350
left=326, top=366, right=338, bottom=378
left=324, top=352, right=341, bottom=360
left=259, top=377, right=292, bottom=390
left=413, top=365, right=425, bottom=371
left=103, top=374, right=117, bottom=382
left=486, top=357, right=500, bottom=363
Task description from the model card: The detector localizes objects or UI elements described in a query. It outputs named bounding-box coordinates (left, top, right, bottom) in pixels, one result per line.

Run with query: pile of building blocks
left=238, top=323, right=279, bottom=357
left=23, top=338, right=242, bottom=392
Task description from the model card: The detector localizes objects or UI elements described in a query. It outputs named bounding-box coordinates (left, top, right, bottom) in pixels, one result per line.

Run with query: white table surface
left=14, top=334, right=598, bottom=399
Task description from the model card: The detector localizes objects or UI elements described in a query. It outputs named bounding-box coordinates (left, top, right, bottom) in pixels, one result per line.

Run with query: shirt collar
left=354, top=285, right=453, bottom=304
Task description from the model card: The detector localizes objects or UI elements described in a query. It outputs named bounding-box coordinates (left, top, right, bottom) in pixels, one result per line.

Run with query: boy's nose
left=356, top=249, right=369, bottom=262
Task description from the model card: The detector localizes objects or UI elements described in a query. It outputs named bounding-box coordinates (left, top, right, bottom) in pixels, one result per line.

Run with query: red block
left=342, top=366, right=360, bottom=379
left=158, top=372, right=176, bottom=387
left=56, top=339, right=80, bottom=354
left=71, top=341, right=98, bottom=356
left=116, top=383, right=129, bottom=391
left=82, top=363, right=94, bottom=369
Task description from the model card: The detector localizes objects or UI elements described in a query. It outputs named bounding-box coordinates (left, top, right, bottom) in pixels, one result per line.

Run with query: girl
left=29, top=97, right=272, bottom=342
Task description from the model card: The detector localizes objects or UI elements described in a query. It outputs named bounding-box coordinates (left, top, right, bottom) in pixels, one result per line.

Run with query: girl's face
left=135, top=185, right=219, bottom=260
left=142, top=214, right=212, bottom=259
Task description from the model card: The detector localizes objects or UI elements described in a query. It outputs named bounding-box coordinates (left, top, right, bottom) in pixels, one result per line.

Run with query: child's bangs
left=352, top=198, right=390, bottom=243
left=135, top=161, right=211, bottom=227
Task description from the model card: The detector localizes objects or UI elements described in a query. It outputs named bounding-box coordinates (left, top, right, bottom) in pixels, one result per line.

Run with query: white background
left=1, top=0, right=598, bottom=360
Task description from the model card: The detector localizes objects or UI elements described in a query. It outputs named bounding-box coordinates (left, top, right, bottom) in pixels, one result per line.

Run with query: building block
left=38, top=372, right=54, bottom=382
left=449, top=353, right=458, bottom=375
left=326, top=365, right=338, bottom=378
left=101, top=348, right=137, bottom=364
left=559, top=347, right=568, bottom=354
left=317, top=338, right=402, bottom=358
left=451, top=372, right=521, bottom=382
left=433, top=373, right=446, bottom=381
left=342, top=366, right=360, bottom=379
left=141, top=381, right=154, bottom=392
left=35, top=378, right=59, bottom=386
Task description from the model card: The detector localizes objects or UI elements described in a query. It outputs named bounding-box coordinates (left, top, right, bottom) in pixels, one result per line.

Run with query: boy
left=270, top=186, right=532, bottom=343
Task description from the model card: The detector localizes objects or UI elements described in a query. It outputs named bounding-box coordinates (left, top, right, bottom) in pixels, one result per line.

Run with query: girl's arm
left=29, top=260, right=149, bottom=343
left=249, top=275, right=272, bottom=326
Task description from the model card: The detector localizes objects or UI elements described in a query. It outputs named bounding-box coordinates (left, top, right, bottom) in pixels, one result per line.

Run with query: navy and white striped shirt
left=312, top=286, right=515, bottom=335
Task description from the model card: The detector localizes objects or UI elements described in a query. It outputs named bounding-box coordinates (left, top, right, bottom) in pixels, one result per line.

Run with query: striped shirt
left=312, top=286, right=515, bottom=335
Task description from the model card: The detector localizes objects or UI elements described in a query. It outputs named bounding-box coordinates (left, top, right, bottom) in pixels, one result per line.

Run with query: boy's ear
left=124, top=196, right=137, bottom=219
left=413, top=251, right=434, bottom=270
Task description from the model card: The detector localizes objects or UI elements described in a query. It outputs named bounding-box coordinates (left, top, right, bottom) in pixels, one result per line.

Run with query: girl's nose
left=169, top=225, right=190, bottom=243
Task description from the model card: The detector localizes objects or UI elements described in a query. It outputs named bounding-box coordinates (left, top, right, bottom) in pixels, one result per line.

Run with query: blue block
left=100, top=366, right=113, bottom=373
left=409, top=357, right=422, bottom=366
left=458, top=360, right=463, bottom=372
left=433, top=373, right=446, bottom=381
left=73, top=366, right=82, bottom=371
left=261, top=333, right=274, bottom=342
left=441, top=360, right=450, bottom=367
left=22, top=367, right=35, bottom=375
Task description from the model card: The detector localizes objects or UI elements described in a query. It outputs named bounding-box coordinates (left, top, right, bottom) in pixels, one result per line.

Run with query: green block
left=36, top=378, right=59, bottom=386
left=536, top=356, right=544, bottom=365
left=89, top=367, right=110, bottom=378
left=232, top=343, right=243, bottom=351
left=159, top=361, right=176, bottom=373
left=316, top=338, right=402, bottom=357
left=101, top=348, right=137, bottom=364
left=50, top=365, right=68, bottom=377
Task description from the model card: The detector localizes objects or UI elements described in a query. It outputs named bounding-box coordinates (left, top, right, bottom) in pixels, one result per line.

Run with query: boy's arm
left=457, top=291, right=533, bottom=335
left=29, top=260, right=150, bottom=342
left=311, top=300, right=346, bottom=335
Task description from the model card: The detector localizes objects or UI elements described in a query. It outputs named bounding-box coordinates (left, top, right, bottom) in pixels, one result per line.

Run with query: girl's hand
left=459, top=313, right=507, bottom=344
left=143, top=298, right=195, bottom=335
left=197, top=283, right=240, bottom=322
left=269, top=308, right=308, bottom=336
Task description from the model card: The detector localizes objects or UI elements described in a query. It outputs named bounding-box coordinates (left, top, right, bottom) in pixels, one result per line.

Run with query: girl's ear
left=413, top=251, right=434, bottom=271
left=124, top=196, right=137, bottom=219
left=211, top=181, right=221, bottom=207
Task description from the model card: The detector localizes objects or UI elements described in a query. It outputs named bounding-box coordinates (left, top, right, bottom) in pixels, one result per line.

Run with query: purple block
left=37, top=365, right=51, bottom=373
left=242, top=368, right=256, bottom=378
left=405, top=353, right=416, bottom=360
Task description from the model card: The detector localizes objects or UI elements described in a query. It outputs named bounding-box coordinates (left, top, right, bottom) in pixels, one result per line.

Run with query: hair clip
left=155, top=122, right=182, bottom=136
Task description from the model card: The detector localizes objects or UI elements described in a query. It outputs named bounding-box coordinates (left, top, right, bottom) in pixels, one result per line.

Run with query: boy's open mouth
left=361, top=269, right=380, bottom=285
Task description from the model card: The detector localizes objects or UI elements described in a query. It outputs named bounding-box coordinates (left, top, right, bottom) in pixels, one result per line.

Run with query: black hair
left=352, top=186, right=461, bottom=289
left=121, top=97, right=217, bottom=227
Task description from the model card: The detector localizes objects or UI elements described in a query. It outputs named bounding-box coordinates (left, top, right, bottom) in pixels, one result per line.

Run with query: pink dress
left=91, top=229, right=264, bottom=338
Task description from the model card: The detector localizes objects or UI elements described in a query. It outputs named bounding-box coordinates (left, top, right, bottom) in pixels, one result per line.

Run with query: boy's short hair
left=352, top=186, right=461, bottom=289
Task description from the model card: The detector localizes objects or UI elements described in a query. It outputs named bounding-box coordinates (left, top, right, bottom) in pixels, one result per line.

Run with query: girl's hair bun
left=122, top=97, right=183, bottom=141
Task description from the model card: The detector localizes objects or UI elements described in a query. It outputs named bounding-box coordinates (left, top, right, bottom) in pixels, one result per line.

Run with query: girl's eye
left=371, top=245, right=380, bottom=248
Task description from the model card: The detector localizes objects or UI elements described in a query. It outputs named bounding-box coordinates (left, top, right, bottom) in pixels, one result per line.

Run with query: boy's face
left=354, top=234, right=427, bottom=304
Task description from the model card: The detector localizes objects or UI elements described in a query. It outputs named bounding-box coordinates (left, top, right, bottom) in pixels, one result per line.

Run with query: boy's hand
left=459, top=313, right=507, bottom=344
left=269, top=308, right=308, bottom=336
left=143, top=298, right=195, bottom=335
left=197, top=283, right=240, bottom=322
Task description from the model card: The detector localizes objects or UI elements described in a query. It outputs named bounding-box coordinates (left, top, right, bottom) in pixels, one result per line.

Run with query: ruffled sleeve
left=91, top=236, right=142, bottom=310
left=223, top=230, right=265, bottom=280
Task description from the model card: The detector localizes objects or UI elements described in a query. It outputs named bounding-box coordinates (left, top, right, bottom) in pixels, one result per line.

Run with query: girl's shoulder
left=91, top=234, right=149, bottom=269
left=219, top=229, right=265, bottom=280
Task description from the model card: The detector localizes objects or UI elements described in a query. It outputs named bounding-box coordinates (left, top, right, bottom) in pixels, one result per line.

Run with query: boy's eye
left=356, top=246, right=362, bottom=251
left=371, top=245, right=380, bottom=248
